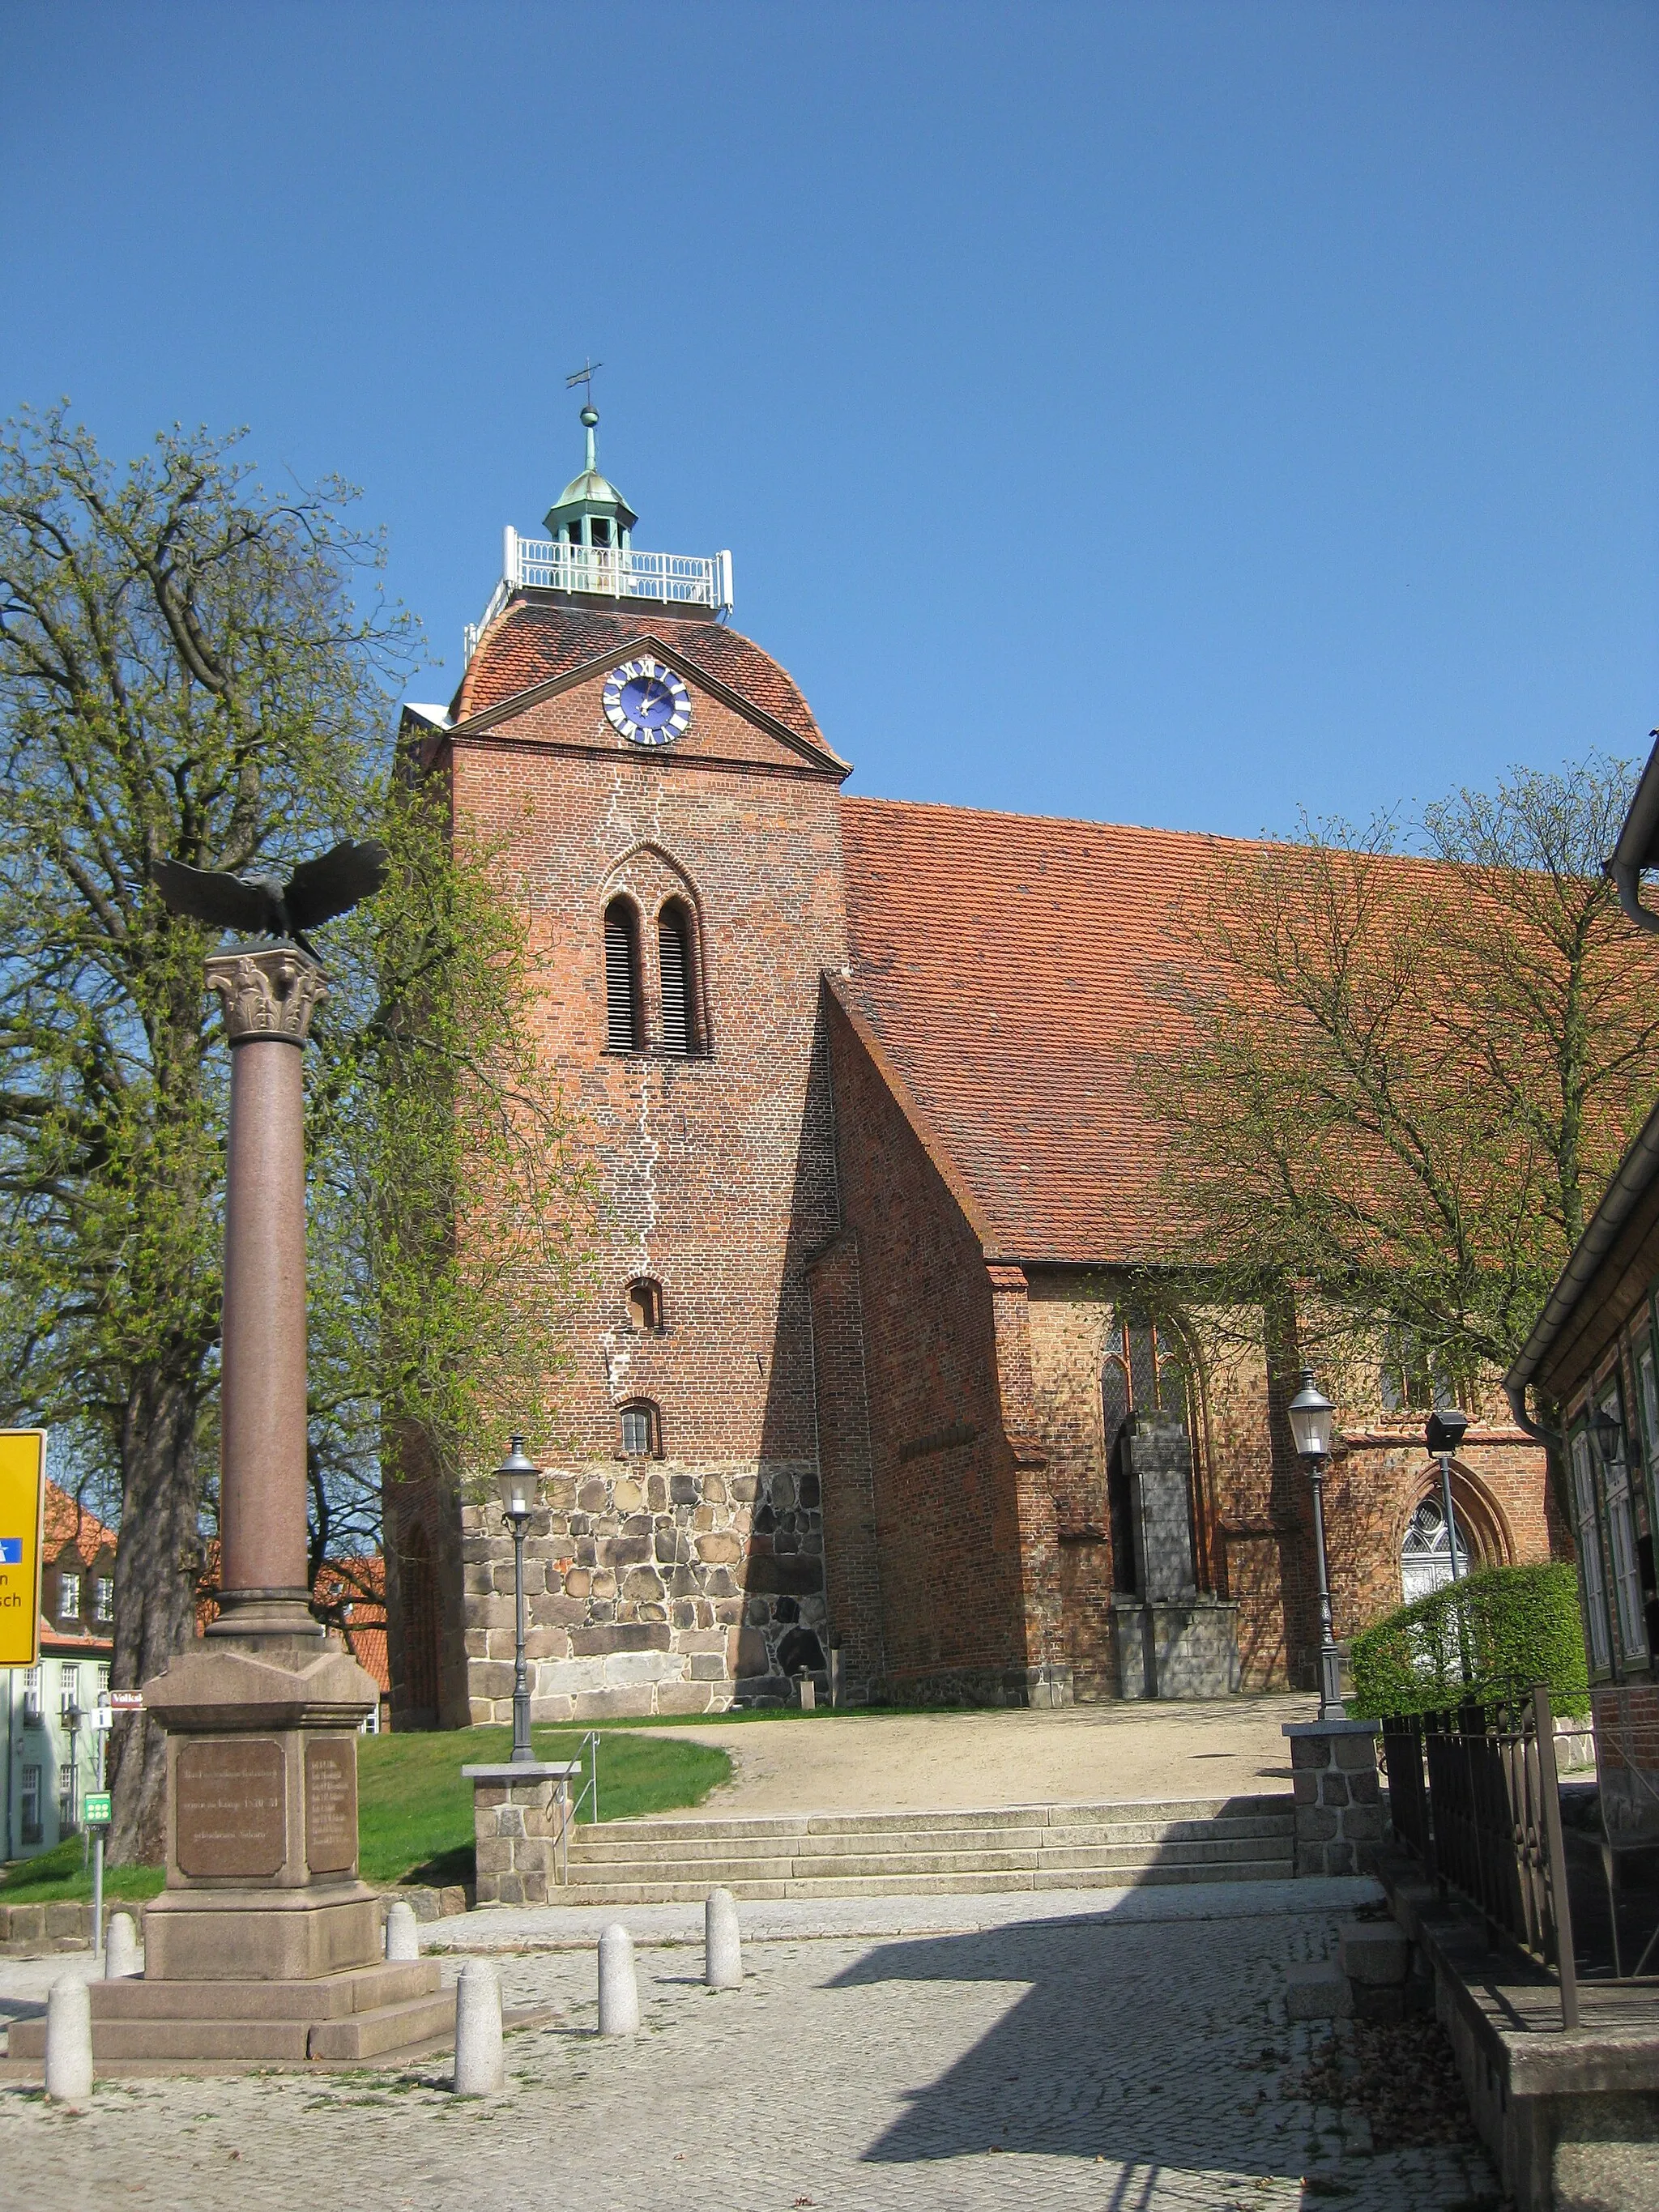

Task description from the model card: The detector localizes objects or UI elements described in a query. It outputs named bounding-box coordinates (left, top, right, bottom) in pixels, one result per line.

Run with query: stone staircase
left=554, top=1792, right=1295, bottom=1904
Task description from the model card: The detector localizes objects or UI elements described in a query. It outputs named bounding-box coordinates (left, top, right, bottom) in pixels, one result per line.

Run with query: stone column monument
left=14, top=846, right=452, bottom=2067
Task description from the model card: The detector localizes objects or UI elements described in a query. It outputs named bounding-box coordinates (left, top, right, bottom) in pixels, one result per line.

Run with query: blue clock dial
left=602, top=657, right=692, bottom=746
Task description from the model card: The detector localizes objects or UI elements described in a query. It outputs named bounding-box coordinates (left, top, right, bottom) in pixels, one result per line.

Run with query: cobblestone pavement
left=0, top=1898, right=1501, bottom=2211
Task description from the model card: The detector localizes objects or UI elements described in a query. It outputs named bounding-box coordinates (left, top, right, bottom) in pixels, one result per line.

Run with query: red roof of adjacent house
left=451, top=598, right=831, bottom=753
left=43, top=1483, right=116, bottom=1565
left=838, top=796, right=1277, bottom=1266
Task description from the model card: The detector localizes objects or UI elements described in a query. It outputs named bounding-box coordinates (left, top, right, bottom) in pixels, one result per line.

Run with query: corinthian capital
left=207, top=947, right=329, bottom=1046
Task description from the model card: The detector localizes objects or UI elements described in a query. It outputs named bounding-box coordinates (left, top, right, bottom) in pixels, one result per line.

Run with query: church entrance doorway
left=1399, top=1494, right=1471, bottom=1604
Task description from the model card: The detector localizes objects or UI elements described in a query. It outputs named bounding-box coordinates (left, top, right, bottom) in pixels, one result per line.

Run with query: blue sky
left=2, top=2, right=1654, bottom=837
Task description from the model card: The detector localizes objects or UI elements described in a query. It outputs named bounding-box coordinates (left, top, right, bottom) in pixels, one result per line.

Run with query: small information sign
left=0, top=1430, right=46, bottom=1668
left=83, top=1792, right=112, bottom=1826
left=105, top=1691, right=144, bottom=1711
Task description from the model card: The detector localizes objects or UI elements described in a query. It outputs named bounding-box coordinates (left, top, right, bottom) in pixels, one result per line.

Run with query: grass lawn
left=0, top=1724, right=731, bottom=1903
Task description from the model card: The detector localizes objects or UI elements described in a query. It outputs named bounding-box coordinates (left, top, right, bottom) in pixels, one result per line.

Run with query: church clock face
left=603, top=657, right=692, bottom=746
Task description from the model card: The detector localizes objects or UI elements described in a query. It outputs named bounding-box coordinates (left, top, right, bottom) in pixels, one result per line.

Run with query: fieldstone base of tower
left=1112, top=1596, right=1242, bottom=1699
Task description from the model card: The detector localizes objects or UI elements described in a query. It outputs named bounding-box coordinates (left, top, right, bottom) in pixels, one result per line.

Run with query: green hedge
left=1348, top=1562, right=1589, bottom=1721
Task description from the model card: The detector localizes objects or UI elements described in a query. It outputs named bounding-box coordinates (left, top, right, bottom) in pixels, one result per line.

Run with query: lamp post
left=1287, top=1366, right=1345, bottom=1720
left=494, top=1435, right=541, bottom=1765
left=1425, top=1405, right=1470, bottom=1583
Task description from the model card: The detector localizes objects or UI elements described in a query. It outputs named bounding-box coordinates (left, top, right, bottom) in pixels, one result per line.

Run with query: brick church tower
left=390, top=406, right=855, bottom=1724
left=386, top=405, right=1559, bottom=1730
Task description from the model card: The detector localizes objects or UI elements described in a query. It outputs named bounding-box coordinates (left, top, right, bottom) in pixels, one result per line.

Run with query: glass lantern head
left=1286, top=1367, right=1337, bottom=1460
left=494, top=1434, right=540, bottom=1521
left=1592, top=1402, right=1624, bottom=1469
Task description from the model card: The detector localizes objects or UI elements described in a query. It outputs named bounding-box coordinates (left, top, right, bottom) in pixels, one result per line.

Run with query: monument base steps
left=141, top=1882, right=383, bottom=1982
left=7, top=1959, right=451, bottom=2066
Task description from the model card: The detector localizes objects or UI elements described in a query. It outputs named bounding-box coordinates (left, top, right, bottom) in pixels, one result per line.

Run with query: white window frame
left=58, top=1569, right=80, bottom=1619
left=1571, top=1426, right=1613, bottom=1672
left=19, top=1763, right=41, bottom=1836
left=93, top=1575, right=113, bottom=1623
left=1601, top=1387, right=1648, bottom=1660
left=59, top=1662, right=80, bottom=1717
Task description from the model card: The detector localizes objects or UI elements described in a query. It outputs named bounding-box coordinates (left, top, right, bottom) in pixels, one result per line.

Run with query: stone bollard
left=452, top=1959, right=504, bottom=2095
left=45, top=1976, right=93, bottom=2102
left=385, top=1899, right=420, bottom=1962
left=598, top=1923, right=640, bottom=2035
left=705, top=1888, right=742, bottom=1988
left=104, top=1912, right=139, bottom=1980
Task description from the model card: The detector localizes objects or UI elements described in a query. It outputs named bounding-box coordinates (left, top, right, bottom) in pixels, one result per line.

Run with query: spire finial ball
left=580, top=404, right=599, bottom=428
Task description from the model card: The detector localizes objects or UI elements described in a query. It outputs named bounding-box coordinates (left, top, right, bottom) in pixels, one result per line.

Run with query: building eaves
left=1503, top=1085, right=1659, bottom=1403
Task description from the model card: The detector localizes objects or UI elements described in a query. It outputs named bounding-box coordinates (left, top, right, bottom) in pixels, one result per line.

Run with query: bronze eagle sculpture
left=151, top=839, right=389, bottom=960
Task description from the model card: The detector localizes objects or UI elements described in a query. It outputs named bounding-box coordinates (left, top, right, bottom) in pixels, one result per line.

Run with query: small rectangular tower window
left=605, top=901, right=642, bottom=1051
left=618, top=1402, right=660, bottom=1458
left=58, top=1570, right=80, bottom=1620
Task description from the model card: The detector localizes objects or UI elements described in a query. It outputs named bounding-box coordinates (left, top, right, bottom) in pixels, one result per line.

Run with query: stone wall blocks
left=1322, top=1773, right=1350, bottom=1808
left=669, top=1474, right=699, bottom=1504
left=1290, top=1738, right=1333, bottom=1771
left=1347, top=1771, right=1381, bottom=1805
left=606, top=1651, right=683, bottom=1686
left=689, top=1654, right=727, bottom=1681
left=571, top=1622, right=672, bottom=1655
left=463, top=1630, right=489, bottom=1660
left=471, top=1661, right=514, bottom=1698
left=654, top=1685, right=716, bottom=1715
left=622, top=1566, right=667, bottom=1601
left=670, top=1600, right=698, bottom=1629
left=1300, top=1807, right=1340, bottom=1841
left=522, top=1627, right=572, bottom=1660
left=1292, top=1774, right=1319, bottom=1805
left=475, top=1837, right=514, bottom=1875
left=496, top=1807, right=526, bottom=1839
left=467, top=1698, right=497, bottom=1726
left=528, top=1594, right=587, bottom=1628
left=621, top=1512, right=655, bottom=1539
left=573, top=1687, right=654, bottom=1720
left=696, top=1532, right=743, bottom=1565
left=1334, top=1733, right=1383, bottom=1771
left=527, top=1696, right=576, bottom=1724
left=677, top=1630, right=729, bottom=1653
left=564, top=1568, right=592, bottom=1599
left=714, top=1599, right=744, bottom=1625
left=608, top=1537, right=653, bottom=1568
left=1341, top=1805, right=1385, bottom=1843
left=730, top=1475, right=759, bottom=1502
left=535, top=1658, right=606, bottom=1695
left=702, top=1476, right=727, bottom=1504
left=590, top=1571, right=617, bottom=1600
left=646, top=1473, right=668, bottom=1510
left=705, top=1568, right=740, bottom=1597
left=578, top=1478, right=609, bottom=1511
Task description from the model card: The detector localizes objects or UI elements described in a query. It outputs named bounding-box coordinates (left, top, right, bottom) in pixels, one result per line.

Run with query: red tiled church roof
left=839, top=796, right=1278, bottom=1267
left=452, top=598, right=830, bottom=752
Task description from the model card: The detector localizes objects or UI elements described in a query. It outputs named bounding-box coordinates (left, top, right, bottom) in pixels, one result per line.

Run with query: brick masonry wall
left=821, top=992, right=1051, bottom=1702
left=437, top=653, right=851, bottom=1714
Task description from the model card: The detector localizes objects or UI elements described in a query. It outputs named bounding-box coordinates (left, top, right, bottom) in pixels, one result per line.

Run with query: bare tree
left=1140, top=756, right=1659, bottom=1398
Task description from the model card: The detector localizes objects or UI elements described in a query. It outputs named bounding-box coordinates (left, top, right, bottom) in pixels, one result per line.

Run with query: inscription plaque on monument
left=304, top=1736, right=358, bottom=1874
left=176, top=1736, right=287, bottom=1879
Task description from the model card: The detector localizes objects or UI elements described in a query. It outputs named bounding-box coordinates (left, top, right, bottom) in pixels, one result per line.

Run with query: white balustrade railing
left=463, top=531, right=734, bottom=665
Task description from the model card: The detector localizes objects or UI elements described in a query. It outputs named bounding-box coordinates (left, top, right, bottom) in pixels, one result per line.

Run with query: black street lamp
left=494, top=1434, right=542, bottom=1764
left=1287, top=1366, right=1345, bottom=1720
left=1425, top=1404, right=1470, bottom=1584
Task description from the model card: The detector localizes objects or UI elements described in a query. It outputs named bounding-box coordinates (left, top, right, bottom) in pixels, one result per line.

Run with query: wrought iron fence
left=1381, top=1683, right=1579, bottom=2028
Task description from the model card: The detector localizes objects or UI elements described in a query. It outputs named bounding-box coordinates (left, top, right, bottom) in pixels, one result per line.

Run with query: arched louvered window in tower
left=604, top=899, right=642, bottom=1051
left=659, top=901, right=697, bottom=1055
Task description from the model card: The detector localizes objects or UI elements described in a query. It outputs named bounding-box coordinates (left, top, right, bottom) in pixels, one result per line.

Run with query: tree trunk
left=107, top=1366, right=204, bottom=1866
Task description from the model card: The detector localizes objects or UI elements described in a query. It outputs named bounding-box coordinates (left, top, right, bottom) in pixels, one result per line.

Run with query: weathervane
left=565, top=358, right=603, bottom=408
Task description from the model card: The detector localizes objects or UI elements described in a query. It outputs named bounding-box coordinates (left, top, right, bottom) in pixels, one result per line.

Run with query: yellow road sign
left=0, top=1430, right=47, bottom=1667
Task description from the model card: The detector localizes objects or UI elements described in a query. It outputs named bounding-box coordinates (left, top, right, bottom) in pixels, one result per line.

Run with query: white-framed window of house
left=1570, top=1425, right=1613, bottom=1673
left=58, top=1762, right=74, bottom=1824
left=59, top=1662, right=79, bottom=1717
left=19, top=1763, right=41, bottom=1843
left=22, top=1664, right=41, bottom=1721
left=1601, top=1387, right=1648, bottom=1661
left=93, top=1575, right=113, bottom=1624
left=96, top=1663, right=110, bottom=1696
left=58, top=1568, right=80, bottom=1619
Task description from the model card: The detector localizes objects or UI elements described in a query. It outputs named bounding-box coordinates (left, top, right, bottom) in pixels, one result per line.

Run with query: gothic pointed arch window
left=1102, top=1311, right=1192, bottom=1595
left=1399, top=1495, right=1470, bottom=1604
left=604, top=897, right=642, bottom=1052
left=658, top=898, right=699, bottom=1055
